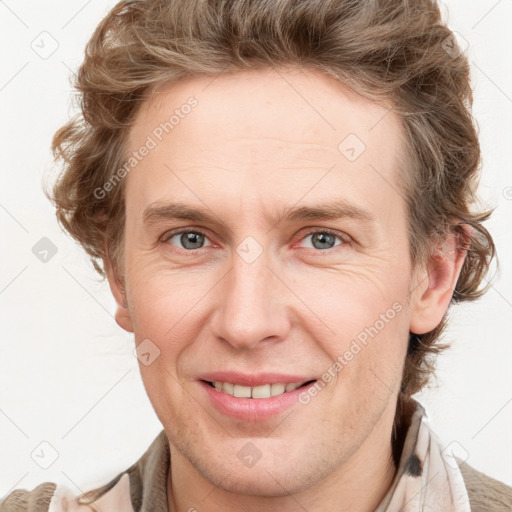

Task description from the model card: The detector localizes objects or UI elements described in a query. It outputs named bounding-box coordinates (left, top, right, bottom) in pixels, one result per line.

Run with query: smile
left=205, top=380, right=316, bottom=399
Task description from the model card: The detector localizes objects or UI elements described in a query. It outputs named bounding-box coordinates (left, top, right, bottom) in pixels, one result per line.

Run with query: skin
left=104, top=66, right=468, bottom=512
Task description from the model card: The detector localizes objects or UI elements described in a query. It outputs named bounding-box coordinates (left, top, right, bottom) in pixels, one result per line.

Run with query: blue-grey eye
left=167, top=231, right=212, bottom=250
left=301, top=231, right=343, bottom=250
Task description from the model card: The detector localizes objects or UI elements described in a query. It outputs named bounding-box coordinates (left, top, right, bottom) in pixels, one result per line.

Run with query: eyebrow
left=142, top=199, right=375, bottom=229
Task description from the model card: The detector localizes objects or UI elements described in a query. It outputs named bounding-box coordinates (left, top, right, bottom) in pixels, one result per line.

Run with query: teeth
left=233, top=384, right=251, bottom=398
left=223, top=382, right=234, bottom=395
left=211, top=381, right=307, bottom=398
left=252, top=384, right=271, bottom=398
left=270, top=383, right=285, bottom=396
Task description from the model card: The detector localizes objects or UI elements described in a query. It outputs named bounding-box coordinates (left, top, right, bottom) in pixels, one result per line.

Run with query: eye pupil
left=181, top=232, right=204, bottom=250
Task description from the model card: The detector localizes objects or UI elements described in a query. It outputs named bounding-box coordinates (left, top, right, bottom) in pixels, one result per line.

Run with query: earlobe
left=114, top=298, right=134, bottom=333
left=103, top=248, right=134, bottom=334
left=409, top=224, right=472, bottom=335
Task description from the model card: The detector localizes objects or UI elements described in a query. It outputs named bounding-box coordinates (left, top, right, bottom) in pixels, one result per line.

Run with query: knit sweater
left=1, top=402, right=512, bottom=511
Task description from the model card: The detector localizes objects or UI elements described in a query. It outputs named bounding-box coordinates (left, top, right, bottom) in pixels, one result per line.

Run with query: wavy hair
left=46, top=0, right=496, bottom=436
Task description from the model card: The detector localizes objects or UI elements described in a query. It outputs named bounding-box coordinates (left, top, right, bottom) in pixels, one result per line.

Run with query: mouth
left=199, top=376, right=319, bottom=420
left=202, top=379, right=317, bottom=399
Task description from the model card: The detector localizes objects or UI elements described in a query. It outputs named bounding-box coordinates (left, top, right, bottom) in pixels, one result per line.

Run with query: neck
left=166, top=402, right=401, bottom=512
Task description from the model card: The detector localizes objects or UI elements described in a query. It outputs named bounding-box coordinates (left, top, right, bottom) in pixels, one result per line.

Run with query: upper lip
left=198, top=371, right=317, bottom=387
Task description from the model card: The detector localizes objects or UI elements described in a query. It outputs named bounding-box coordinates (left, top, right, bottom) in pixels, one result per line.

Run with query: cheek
left=128, top=273, right=194, bottom=418
left=125, top=257, right=206, bottom=336
left=295, top=268, right=410, bottom=400
left=290, top=259, right=409, bottom=336
left=335, top=304, right=410, bottom=412
left=125, top=266, right=212, bottom=403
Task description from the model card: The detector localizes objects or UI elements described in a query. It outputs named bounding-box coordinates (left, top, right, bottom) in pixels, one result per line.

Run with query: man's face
left=117, top=67, right=418, bottom=495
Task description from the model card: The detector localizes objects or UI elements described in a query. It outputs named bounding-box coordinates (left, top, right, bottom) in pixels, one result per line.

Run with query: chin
left=216, top=468, right=308, bottom=497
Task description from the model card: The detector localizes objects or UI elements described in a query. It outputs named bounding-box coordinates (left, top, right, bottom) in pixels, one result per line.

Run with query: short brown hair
left=46, top=0, right=496, bottom=403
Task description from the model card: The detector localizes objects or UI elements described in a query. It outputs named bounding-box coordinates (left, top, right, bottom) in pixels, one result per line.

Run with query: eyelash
left=160, top=227, right=348, bottom=253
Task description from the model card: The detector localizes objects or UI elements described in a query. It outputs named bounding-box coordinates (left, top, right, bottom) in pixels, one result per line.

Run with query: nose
left=211, top=247, right=291, bottom=350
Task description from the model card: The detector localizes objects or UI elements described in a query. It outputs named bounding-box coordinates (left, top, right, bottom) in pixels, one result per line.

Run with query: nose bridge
left=213, top=244, right=288, bottom=350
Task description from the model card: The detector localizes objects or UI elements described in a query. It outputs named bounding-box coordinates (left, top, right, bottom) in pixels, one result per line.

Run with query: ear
left=103, top=243, right=134, bottom=333
left=409, top=224, right=472, bottom=334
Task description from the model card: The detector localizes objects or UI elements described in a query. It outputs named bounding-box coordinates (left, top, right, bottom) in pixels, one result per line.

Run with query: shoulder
left=0, top=430, right=168, bottom=512
left=0, top=482, right=56, bottom=512
left=458, top=459, right=512, bottom=512
left=0, top=472, right=133, bottom=512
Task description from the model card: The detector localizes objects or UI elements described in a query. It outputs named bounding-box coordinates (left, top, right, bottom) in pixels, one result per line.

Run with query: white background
left=1, top=0, right=511, bottom=498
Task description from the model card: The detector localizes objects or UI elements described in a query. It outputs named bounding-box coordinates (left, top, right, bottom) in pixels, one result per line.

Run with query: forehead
left=124, top=67, right=406, bottom=224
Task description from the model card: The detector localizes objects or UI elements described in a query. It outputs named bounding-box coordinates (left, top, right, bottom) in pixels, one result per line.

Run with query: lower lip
left=199, top=380, right=317, bottom=421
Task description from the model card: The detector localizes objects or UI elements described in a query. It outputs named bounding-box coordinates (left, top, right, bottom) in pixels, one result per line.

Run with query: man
left=1, top=0, right=511, bottom=510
